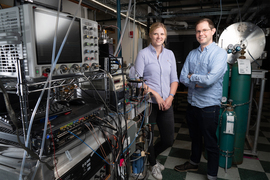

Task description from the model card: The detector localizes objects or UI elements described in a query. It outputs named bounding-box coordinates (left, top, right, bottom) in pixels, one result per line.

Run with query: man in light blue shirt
left=174, top=18, right=227, bottom=180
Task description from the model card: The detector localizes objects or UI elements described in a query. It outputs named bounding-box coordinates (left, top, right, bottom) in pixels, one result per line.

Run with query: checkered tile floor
left=147, top=93, right=270, bottom=180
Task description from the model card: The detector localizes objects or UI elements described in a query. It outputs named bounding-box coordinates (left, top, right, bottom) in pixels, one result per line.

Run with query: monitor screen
left=34, top=10, right=81, bottom=65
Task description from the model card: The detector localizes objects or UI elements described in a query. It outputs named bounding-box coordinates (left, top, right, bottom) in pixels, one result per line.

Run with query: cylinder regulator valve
left=227, top=44, right=234, bottom=54
left=234, top=44, right=241, bottom=52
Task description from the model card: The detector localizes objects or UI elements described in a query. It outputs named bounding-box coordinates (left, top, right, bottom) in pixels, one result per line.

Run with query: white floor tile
left=160, top=147, right=171, bottom=156
left=175, top=123, right=182, bottom=127
left=257, top=151, right=270, bottom=162
left=178, top=127, right=189, bottom=134
left=153, top=137, right=158, bottom=144
left=258, top=136, right=270, bottom=144
left=147, top=171, right=156, bottom=180
left=200, top=153, right=208, bottom=163
left=172, top=140, right=191, bottom=150
left=217, top=166, right=241, bottom=180
left=164, top=156, right=188, bottom=169
left=237, top=157, right=264, bottom=172
left=260, top=122, right=270, bottom=127
left=185, top=172, right=207, bottom=180
left=246, top=135, right=270, bottom=144
left=174, top=114, right=184, bottom=119
left=262, top=112, right=270, bottom=117
left=174, top=133, right=178, bottom=139
left=266, top=173, right=270, bottom=180
left=262, top=131, right=270, bottom=138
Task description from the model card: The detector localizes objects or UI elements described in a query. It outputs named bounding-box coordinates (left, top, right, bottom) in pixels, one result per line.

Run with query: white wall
left=61, top=0, right=146, bottom=66
left=62, top=0, right=83, bottom=18
left=98, top=20, right=145, bottom=66
left=121, top=20, right=140, bottom=66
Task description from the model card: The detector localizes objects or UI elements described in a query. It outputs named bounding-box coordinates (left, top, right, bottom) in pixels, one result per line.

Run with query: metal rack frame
left=245, top=69, right=268, bottom=156
left=0, top=58, right=111, bottom=179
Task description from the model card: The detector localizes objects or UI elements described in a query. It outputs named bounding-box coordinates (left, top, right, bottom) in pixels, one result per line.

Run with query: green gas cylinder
left=219, top=99, right=237, bottom=171
left=230, top=61, right=251, bottom=164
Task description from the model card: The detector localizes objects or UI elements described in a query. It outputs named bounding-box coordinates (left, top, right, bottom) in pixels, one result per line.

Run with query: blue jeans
left=148, top=103, right=175, bottom=166
left=186, top=104, right=220, bottom=177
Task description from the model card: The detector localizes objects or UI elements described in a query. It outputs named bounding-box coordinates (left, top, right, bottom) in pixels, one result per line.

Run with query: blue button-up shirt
left=180, top=42, right=227, bottom=108
left=135, top=44, right=179, bottom=103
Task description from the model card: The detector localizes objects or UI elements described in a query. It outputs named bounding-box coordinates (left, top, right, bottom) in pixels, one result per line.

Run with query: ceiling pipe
left=140, top=10, right=232, bottom=19
left=225, top=1, right=270, bottom=24
left=164, top=19, right=188, bottom=29
left=226, top=5, right=256, bottom=24
left=233, top=0, right=254, bottom=22
left=247, top=11, right=257, bottom=21
left=241, top=11, right=250, bottom=21
left=121, top=0, right=245, bottom=9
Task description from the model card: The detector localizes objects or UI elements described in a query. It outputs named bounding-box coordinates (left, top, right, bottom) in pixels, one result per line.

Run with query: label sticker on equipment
left=238, top=59, right=251, bottom=74
left=225, top=115, right=234, bottom=134
left=123, top=136, right=130, bottom=149
left=65, top=150, right=73, bottom=161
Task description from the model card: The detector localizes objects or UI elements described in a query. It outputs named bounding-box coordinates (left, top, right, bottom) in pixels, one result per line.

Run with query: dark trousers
left=186, top=104, right=220, bottom=177
left=148, top=103, right=175, bottom=166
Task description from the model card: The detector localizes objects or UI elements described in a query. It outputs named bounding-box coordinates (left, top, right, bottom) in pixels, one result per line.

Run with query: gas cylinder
left=217, top=63, right=230, bottom=144
left=230, top=47, right=251, bottom=164
left=219, top=99, right=237, bottom=171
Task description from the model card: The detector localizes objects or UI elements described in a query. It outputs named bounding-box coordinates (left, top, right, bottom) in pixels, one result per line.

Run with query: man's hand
left=187, top=74, right=193, bottom=79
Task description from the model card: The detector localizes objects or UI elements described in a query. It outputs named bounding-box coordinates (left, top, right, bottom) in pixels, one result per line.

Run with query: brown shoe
left=174, top=161, right=198, bottom=172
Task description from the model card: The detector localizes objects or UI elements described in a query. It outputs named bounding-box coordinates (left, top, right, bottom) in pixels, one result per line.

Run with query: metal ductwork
left=233, top=0, right=254, bottom=22
left=164, top=20, right=188, bottom=29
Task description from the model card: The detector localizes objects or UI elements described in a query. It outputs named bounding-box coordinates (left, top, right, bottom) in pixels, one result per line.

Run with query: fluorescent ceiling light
left=92, top=0, right=117, bottom=13
left=91, top=0, right=147, bottom=27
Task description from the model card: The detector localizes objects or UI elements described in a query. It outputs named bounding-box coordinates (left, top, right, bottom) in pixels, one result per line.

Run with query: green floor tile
left=168, top=147, right=191, bottom=159
left=175, top=133, right=191, bottom=141
left=257, top=143, right=270, bottom=152
left=154, top=137, right=161, bottom=144
left=174, top=127, right=180, bottom=133
left=179, top=123, right=189, bottom=128
left=238, top=168, right=269, bottom=180
left=154, top=130, right=160, bottom=137
left=260, top=160, right=270, bottom=173
left=193, top=162, right=208, bottom=175
left=260, top=126, right=270, bottom=131
left=156, top=155, right=167, bottom=165
left=248, top=130, right=265, bottom=137
left=162, top=168, right=187, bottom=180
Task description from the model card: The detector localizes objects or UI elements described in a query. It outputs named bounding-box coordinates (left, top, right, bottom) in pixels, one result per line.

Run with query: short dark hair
left=195, top=18, right=215, bottom=29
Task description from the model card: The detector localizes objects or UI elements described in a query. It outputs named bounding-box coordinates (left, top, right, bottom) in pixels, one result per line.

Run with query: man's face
left=195, top=21, right=216, bottom=47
